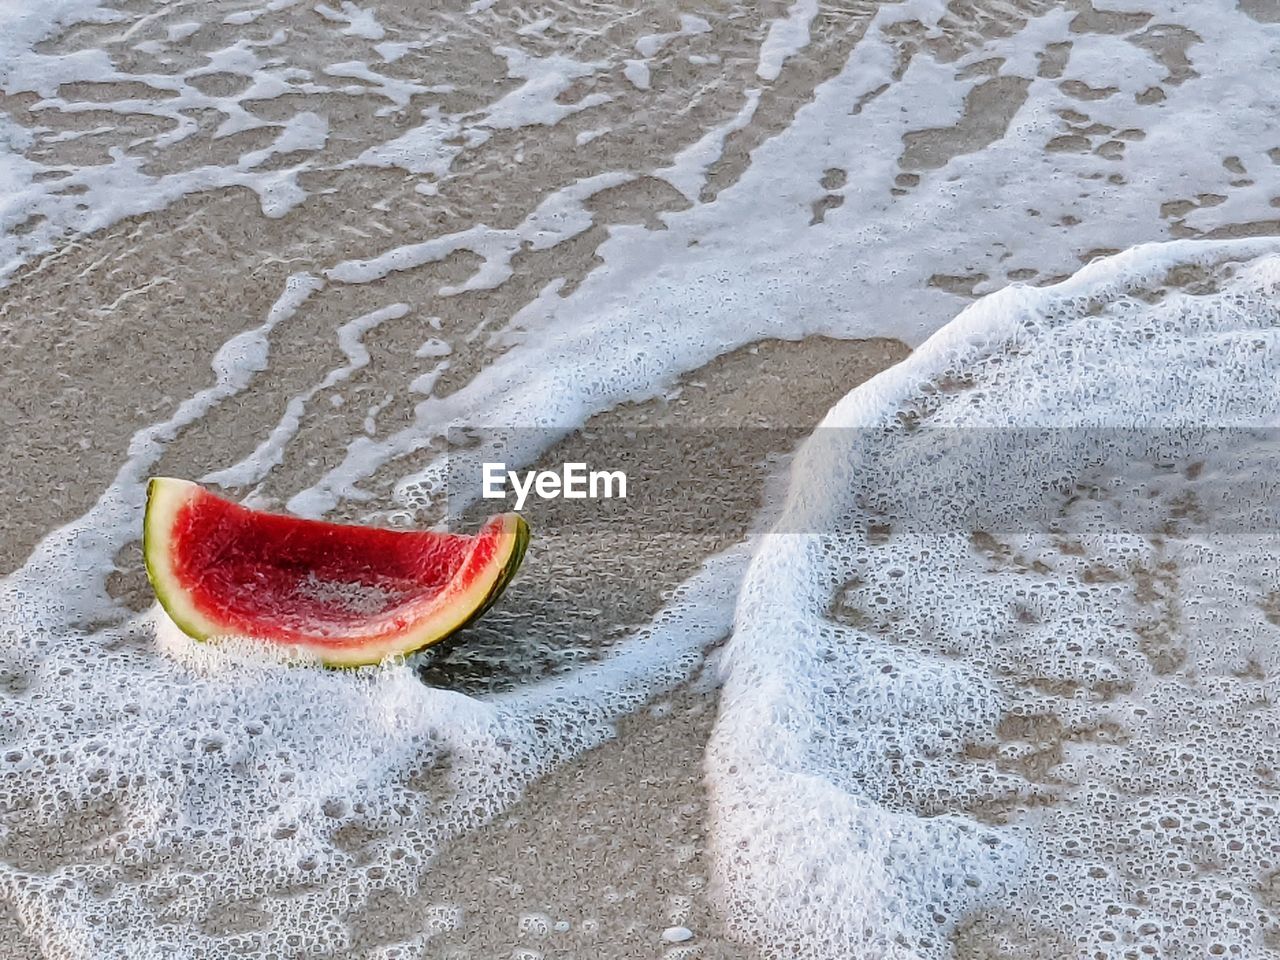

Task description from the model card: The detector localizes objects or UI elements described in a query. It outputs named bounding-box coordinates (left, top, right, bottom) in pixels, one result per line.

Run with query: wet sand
left=0, top=309, right=907, bottom=957
left=4, top=0, right=1280, bottom=956
left=0, top=4, right=916, bottom=950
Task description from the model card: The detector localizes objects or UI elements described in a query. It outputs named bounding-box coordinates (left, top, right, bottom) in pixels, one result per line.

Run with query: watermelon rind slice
left=143, top=477, right=529, bottom=667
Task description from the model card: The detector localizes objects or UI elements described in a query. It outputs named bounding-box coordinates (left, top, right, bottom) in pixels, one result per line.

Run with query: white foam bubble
left=656, top=89, right=761, bottom=203
left=635, top=14, right=711, bottom=60
left=313, top=2, right=384, bottom=41
left=349, top=106, right=463, bottom=178
left=324, top=171, right=632, bottom=287
left=481, top=47, right=612, bottom=131
left=756, top=0, right=818, bottom=82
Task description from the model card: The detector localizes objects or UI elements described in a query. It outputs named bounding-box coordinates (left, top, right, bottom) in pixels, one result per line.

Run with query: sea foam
left=4, top=0, right=1280, bottom=953
left=709, top=238, right=1280, bottom=958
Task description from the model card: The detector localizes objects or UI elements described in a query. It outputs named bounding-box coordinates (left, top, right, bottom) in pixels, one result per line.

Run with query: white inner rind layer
left=143, top=477, right=527, bottom=667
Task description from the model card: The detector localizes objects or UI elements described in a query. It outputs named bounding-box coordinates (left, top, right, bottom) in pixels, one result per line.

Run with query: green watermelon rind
left=457, top=510, right=530, bottom=630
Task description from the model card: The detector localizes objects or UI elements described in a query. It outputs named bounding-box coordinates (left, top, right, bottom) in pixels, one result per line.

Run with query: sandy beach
left=3, top=0, right=1280, bottom=957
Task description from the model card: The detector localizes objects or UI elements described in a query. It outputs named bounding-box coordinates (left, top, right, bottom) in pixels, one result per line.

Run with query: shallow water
left=2, top=0, right=1280, bottom=957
